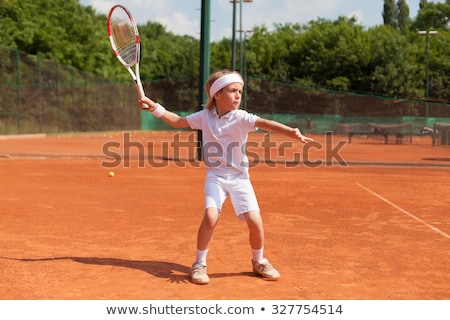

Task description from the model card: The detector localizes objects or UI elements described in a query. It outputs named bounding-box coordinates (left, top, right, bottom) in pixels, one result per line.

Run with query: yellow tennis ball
left=108, top=171, right=115, bottom=177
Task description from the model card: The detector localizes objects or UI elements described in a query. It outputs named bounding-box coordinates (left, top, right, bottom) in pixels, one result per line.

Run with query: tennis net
left=336, top=122, right=413, bottom=144
left=432, top=122, right=450, bottom=146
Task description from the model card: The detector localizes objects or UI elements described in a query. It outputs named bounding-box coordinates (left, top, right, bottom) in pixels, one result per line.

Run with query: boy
left=139, top=70, right=313, bottom=284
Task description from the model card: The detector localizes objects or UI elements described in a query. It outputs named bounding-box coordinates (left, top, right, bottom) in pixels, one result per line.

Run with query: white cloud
left=346, top=10, right=364, bottom=24
left=158, top=12, right=200, bottom=37
left=90, top=0, right=115, bottom=13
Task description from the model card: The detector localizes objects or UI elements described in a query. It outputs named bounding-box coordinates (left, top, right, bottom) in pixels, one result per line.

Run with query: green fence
left=0, top=46, right=141, bottom=134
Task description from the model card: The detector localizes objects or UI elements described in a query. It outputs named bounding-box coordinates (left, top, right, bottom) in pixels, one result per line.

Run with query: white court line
left=356, top=183, right=450, bottom=239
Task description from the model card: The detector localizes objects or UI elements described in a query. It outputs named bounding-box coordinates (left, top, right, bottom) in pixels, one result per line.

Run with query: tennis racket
left=107, top=5, right=146, bottom=104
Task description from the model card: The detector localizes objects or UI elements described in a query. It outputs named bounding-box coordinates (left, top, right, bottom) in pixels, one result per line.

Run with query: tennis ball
left=108, top=171, right=115, bottom=177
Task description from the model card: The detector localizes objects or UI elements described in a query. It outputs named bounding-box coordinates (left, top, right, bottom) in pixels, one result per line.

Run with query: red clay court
left=0, top=131, right=449, bottom=299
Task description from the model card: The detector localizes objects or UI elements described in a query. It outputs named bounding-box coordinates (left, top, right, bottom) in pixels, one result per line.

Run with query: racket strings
left=110, top=16, right=137, bottom=66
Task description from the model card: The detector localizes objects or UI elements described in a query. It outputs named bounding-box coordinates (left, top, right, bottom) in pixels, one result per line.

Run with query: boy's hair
left=204, top=69, right=243, bottom=110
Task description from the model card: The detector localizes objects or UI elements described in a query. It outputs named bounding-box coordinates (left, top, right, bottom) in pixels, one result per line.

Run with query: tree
left=138, top=21, right=199, bottom=79
left=397, top=0, right=410, bottom=30
left=287, top=17, right=370, bottom=91
left=412, top=2, right=450, bottom=31
left=367, top=26, right=419, bottom=98
left=420, top=0, right=428, bottom=10
left=383, top=0, right=398, bottom=28
left=0, top=0, right=115, bottom=76
left=0, top=0, right=38, bottom=50
left=3, top=0, right=450, bottom=101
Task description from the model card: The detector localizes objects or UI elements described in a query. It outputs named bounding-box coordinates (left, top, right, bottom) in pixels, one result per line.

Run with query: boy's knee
left=203, top=208, right=220, bottom=227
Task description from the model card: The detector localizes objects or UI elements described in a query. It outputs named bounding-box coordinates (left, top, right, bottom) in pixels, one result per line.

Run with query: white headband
left=209, top=73, right=244, bottom=98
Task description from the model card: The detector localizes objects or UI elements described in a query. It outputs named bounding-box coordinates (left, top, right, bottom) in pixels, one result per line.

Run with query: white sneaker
left=252, top=258, right=280, bottom=280
left=190, top=262, right=209, bottom=284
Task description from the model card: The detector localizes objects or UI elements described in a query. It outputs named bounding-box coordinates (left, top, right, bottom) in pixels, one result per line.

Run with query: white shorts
left=204, top=171, right=260, bottom=220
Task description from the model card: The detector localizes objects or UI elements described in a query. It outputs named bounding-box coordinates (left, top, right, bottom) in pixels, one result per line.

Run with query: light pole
left=237, top=30, right=253, bottom=110
left=230, top=0, right=253, bottom=71
left=418, top=30, right=437, bottom=99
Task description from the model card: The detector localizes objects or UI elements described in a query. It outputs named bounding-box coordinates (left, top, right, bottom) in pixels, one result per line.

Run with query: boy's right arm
left=139, top=96, right=190, bottom=129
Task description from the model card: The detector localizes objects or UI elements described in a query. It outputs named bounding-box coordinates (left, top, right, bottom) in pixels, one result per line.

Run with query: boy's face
left=215, top=82, right=243, bottom=113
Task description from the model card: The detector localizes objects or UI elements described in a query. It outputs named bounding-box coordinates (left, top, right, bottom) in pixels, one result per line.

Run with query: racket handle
left=136, top=83, right=149, bottom=109
left=136, top=83, right=145, bottom=99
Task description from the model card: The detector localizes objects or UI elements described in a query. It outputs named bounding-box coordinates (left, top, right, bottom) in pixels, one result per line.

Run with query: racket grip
left=136, top=84, right=145, bottom=99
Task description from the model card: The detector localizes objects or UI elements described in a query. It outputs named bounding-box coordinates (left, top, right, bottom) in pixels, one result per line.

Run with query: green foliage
left=383, top=0, right=398, bottom=28
left=366, top=26, right=418, bottom=97
left=383, top=0, right=411, bottom=30
left=0, top=0, right=114, bottom=76
left=397, top=0, right=410, bottom=30
left=210, top=38, right=233, bottom=71
left=288, top=17, right=370, bottom=92
left=139, top=22, right=199, bottom=80
left=2, top=0, right=450, bottom=101
left=412, top=2, right=450, bottom=30
left=420, top=0, right=428, bottom=10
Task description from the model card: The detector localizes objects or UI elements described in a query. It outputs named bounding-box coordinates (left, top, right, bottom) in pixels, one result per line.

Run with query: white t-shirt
left=186, top=108, right=259, bottom=176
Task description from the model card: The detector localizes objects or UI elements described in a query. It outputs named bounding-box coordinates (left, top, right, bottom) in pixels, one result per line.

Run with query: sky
left=80, top=0, right=445, bottom=41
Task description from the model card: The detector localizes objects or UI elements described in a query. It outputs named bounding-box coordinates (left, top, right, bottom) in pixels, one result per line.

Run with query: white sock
left=252, top=248, right=264, bottom=263
left=195, top=248, right=208, bottom=265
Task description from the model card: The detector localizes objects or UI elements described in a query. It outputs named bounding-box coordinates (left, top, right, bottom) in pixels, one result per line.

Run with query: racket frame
left=107, top=4, right=145, bottom=99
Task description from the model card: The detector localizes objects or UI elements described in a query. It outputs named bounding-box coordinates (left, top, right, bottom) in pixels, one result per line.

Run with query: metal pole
left=231, top=0, right=236, bottom=70
left=243, top=31, right=248, bottom=110
left=418, top=30, right=437, bottom=99
left=239, top=0, right=243, bottom=72
left=198, top=0, right=211, bottom=160
left=240, top=30, right=252, bottom=110
left=15, top=49, right=21, bottom=134
left=425, top=33, right=430, bottom=99
left=419, top=30, right=437, bottom=120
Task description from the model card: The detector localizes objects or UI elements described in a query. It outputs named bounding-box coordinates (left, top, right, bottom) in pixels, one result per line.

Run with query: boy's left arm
left=255, top=118, right=313, bottom=143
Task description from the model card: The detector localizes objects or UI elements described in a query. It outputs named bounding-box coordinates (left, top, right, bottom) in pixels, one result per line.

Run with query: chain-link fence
left=2, top=46, right=450, bottom=144
left=0, top=46, right=142, bottom=134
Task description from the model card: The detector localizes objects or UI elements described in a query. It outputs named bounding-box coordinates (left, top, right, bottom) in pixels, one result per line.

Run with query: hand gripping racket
left=107, top=5, right=146, bottom=102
